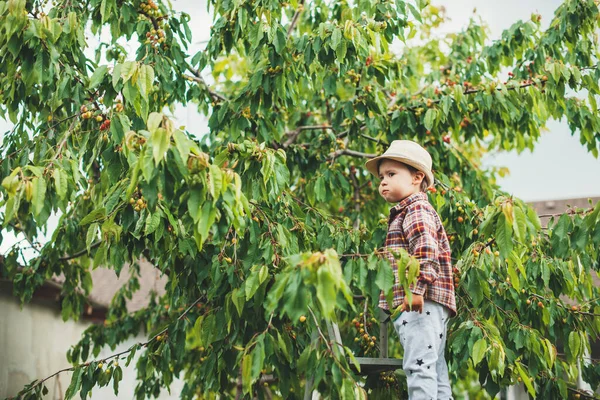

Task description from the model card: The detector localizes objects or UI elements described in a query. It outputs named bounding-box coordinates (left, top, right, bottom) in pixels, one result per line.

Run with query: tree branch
left=307, top=306, right=332, bottom=353
left=286, top=0, right=305, bottom=39
left=185, top=65, right=228, bottom=103
left=58, top=241, right=102, bottom=261
left=537, top=207, right=594, bottom=219
left=349, top=172, right=361, bottom=230
left=282, top=125, right=334, bottom=148
left=327, top=149, right=376, bottom=160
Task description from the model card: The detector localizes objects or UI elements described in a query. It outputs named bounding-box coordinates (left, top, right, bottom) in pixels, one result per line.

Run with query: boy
left=365, top=140, right=456, bottom=400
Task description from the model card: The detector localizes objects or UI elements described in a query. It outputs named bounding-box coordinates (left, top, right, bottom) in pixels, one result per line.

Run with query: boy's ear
left=413, top=171, right=425, bottom=185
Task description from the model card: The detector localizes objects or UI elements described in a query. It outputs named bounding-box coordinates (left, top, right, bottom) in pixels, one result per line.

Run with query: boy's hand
left=400, top=294, right=424, bottom=313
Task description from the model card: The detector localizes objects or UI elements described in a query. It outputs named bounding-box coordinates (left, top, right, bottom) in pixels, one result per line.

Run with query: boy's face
left=377, top=159, right=424, bottom=203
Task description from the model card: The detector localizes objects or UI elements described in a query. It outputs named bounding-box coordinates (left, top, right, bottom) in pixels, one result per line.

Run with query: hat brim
left=365, top=155, right=434, bottom=188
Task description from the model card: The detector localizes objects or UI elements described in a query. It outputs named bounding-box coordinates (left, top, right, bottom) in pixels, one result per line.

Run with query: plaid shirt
left=378, top=192, right=456, bottom=316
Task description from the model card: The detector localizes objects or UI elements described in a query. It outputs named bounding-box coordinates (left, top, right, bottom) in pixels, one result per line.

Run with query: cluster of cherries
left=378, top=371, right=400, bottom=392
left=351, top=312, right=378, bottom=354
left=128, top=188, right=147, bottom=212
left=78, top=98, right=124, bottom=136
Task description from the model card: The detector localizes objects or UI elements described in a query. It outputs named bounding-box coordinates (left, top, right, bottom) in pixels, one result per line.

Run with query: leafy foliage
left=1, top=0, right=600, bottom=398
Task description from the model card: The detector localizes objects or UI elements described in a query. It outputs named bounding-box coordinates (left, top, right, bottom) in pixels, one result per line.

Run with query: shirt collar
left=389, top=192, right=427, bottom=220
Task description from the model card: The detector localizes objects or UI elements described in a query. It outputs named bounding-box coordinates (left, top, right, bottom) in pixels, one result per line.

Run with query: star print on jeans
left=426, top=311, right=431, bottom=315
left=416, top=359, right=424, bottom=366
left=439, top=333, right=443, bottom=339
left=428, top=345, right=432, bottom=349
left=402, top=320, right=408, bottom=326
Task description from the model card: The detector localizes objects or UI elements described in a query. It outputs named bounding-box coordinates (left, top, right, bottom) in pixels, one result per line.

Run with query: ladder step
left=349, top=357, right=403, bottom=375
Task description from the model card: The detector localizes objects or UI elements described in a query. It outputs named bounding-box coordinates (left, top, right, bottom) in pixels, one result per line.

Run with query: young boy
left=365, top=140, right=456, bottom=400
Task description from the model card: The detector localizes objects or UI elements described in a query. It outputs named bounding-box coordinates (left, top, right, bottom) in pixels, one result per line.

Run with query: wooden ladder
left=303, top=309, right=403, bottom=399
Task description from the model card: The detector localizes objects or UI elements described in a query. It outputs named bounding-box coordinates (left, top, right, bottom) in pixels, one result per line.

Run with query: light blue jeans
left=392, top=300, right=453, bottom=400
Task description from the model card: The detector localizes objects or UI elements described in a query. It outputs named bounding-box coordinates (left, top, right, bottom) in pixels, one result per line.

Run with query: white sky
left=1, top=0, right=599, bottom=257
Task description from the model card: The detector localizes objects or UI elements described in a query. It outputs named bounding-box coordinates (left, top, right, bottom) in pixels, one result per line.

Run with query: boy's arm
left=402, top=204, right=440, bottom=295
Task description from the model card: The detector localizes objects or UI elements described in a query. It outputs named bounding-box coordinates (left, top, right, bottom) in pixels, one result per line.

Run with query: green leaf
left=100, top=0, right=108, bottom=22
left=568, top=330, right=581, bottom=361
left=187, top=189, right=204, bottom=222
left=137, top=64, right=154, bottom=99
left=375, top=260, right=394, bottom=294
left=273, top=28, right=286, bottom=53
left=527, top=206, right=542, bottom=231
left=141, top=146, right=155, bottom=182
left=471, top=338, right=487, bottom=367
left=241, top=353, right=253, bottom=394
left=245, top=268, right=261, bottom=300
left=208, top=164, right=223, bottom=203
left=53, top=168, right=67, bottom=199
left=586, top=200, right=600, bottom=230
left=335, top=39, right=347, bottom=60
left=515, top=362, right=536, bottom=397
left=147, top=112, right=163, bottom=135
left=495, top=214, right=513, bottom=258
left=258, top=265, right=268, bottom=284
left=79, top=208, right=106, bottom=226
left=506, top=260, right=520, bottom=292
left=407, top=3, right=423, bottom=23
left=125, top=344, right=139, bottom=367
left=423, top=108, right=436, bottom=131
left=89, top=65, right=108, bottom=89
left=344, top=345, right=361, bottom=373
left=65, top=367, right=84, bottom=400
left=231, top=288, right=245, bottom=316
left=86, top=223, right=98, bottom=254
left=513, top=205, right=527, bottom=241
left=277, top=332, right=291, bottom=363
left=1, top=167, right=21, bottom=195
left=453, top=84, right=463, bottom=105
left=120, top=61, right=137, bottom=83
left=144, top=212, right=161, bottom=235
left=31, top=176, right=46, bottom=216
left=101, top=219, right=122, bottom=242
left=197, top=202, right=217, bottom=245
left=542, top=338, right=556, bottom=368
left=113, top=366, right=122, bottom=395
left=316, top=266, right=336, bottom=318
left=173, top=129, right=192, bottom=161
left=330, top=28, right=342, bottom=51
left=251, top=337, right=265, bottom=380
left=112, top=63, right=122, bottom=88
left=151, top=127, right=170, bottom=164
left=261, top=153, right=274, bottom=185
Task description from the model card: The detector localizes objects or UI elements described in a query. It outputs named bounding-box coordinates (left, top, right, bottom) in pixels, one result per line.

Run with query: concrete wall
left=0, top=291, right=183, bottom=399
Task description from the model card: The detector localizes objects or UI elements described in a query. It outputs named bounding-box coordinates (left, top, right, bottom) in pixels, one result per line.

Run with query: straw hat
left=364, top=140, right=434, bottom=188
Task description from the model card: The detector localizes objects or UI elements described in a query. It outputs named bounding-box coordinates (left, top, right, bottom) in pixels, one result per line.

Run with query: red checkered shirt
left=378, top=192, right=456, bottom=316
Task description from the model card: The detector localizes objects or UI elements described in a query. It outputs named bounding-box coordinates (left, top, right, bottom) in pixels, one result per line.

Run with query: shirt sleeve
left=402, top=204, right=440, bottom=295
